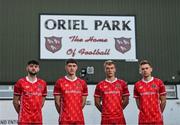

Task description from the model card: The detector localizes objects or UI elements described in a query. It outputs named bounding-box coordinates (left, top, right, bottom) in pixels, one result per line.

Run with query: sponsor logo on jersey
left=65, top=90, right=81, bottom=94
left=45, top=36, right=62, bottom=53
left=114, top=37, right=131, bottom=54
left=104, top=91, right=120, bottom=94
left=25, top=92, right=42, bottom=96
left=140, top=91, right=156, bottom=96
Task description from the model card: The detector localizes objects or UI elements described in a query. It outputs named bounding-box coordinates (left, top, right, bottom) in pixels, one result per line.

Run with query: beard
left=28, top=71, right=37, bottom=76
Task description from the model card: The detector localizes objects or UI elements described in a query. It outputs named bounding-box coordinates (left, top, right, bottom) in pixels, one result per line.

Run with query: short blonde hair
left=104, top=60, right=116, bottom=67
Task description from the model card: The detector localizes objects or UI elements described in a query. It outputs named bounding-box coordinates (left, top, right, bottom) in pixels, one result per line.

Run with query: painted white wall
left=0, top=85, right=180, bottom=125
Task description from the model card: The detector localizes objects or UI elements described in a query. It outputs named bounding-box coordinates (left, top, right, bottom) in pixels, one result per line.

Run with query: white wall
left=1, top=85, right=180, bottom=125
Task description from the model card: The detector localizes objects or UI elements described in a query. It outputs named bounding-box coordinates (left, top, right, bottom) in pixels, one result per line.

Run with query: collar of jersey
left=142, top=77, right=154, bottom=83
left=26, top=76, right=37, bottom=84
left=65, top=76, right=77, bottom=82
left=105, top=78, right=117, bottom=83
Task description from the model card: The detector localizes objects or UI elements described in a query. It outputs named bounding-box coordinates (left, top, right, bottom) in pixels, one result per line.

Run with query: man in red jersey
left=94, top=60, right=129, bottom=125
left=134, top=60, right=166, bottom=125
left=13, top=60, right=47, bottom=125
left=53, top=59, right=88, bottom=125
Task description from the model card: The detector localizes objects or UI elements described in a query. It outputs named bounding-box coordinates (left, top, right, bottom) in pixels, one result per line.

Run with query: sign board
left=40, top=14, right=136, bottom=60
left=166, top=85, right=177, bottom=99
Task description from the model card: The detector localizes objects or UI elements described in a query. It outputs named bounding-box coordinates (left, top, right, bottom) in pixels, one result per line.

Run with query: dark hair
left=27, top=60, right=39, bottom=65
left=65, top=59, right=77, bottom=65
left=139, top=60, right=152, bottom=67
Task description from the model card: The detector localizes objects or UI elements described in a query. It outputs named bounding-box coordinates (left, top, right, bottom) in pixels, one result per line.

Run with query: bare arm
left=13, top=95, right=20, bottom=114
left=82, top=96, right=87, bottom=109
left=94, top=97, right=102, bottom=112
left=160, top=95, right=166, bottom=112
left=122, top=96, right=129, bottom=109
left=54, top=95, right=61, bottom=114
left=135, top=98, right=140, bottom=110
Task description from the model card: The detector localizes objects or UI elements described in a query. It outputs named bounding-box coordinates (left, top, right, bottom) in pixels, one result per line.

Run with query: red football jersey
left=13, top=77, right=47, bottom=124
left=94, top=78, right=130, bottom=124
left=53, top=76, right=88, bottom=124
left=134, top=77, right=166, bottom=124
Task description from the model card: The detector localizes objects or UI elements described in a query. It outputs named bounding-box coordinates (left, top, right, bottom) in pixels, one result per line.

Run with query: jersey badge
left=151, top=84, right=157, bottom=88
left=115, top=84, right=121, bottom=88
left=38, top=84, right=43, bottom=90
left=76, top=83, right=81, bottom=87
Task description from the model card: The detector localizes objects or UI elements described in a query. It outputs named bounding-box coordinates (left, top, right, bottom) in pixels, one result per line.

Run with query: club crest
left=38, top=84, right=43, bottom=90
left=151, top=84, right=157, bottom=88
left=76, top=83, right=82, bottom=88
left=114, top=37, right=131, bottom=54
left=115, top=84, right=121, bottom=88
left=45, top=36, right=62, bottom=53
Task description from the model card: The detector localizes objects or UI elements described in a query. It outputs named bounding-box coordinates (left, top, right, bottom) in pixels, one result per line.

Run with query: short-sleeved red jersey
left=134, top=77, right=166, bottom=124
left=13, top=77, right=47, bottom=124
left=53, top=76, right=88, bottom=124
left=94, top=78, right=130, bottom=124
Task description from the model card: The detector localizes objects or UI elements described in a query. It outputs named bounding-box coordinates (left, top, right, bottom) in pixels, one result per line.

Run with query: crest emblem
left=114, top=37, right=131, bottom=54
left=115, top=84, right=121, bottom=88
left=45, top=36, right=62, bottom=53
left=76, top=83, right=82, bottom=87
left=38, top=84, right=42, bottom=90
left=151, top=84, right=157, bottom=88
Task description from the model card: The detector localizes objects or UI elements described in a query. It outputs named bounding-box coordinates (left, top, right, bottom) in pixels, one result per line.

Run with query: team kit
left=13, top=59, right=166, bottom=125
